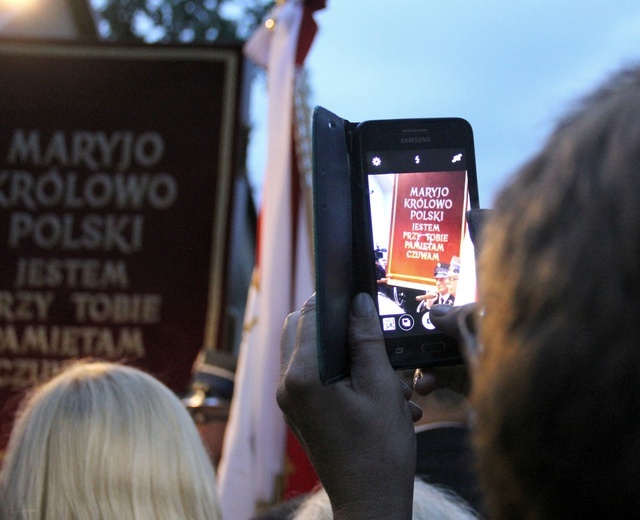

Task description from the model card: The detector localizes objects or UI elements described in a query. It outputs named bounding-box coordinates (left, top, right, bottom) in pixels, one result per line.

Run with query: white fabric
left=217, top=2, right=313, bottom=519
left=454, top=223, right=476, bottom=306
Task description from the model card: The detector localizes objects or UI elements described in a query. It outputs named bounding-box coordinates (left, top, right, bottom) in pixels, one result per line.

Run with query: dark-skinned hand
left=278, top=293, right=418, bottom=520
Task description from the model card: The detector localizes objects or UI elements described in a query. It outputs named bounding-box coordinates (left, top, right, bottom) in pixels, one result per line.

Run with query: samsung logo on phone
left=400, top=136, right=431, bottom=144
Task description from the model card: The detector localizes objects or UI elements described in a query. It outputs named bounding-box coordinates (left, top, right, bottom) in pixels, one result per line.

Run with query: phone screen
left=359, top=122, right=479, bottom=368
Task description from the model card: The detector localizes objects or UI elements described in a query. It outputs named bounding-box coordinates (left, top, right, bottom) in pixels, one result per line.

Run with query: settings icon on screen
left=372, top=156, right=382, bottom=167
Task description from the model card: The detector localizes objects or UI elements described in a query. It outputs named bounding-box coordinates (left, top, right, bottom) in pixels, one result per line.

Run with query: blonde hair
left=0, top=360, right=221, bottom=520
left=293, top=478, right=478, bottom=520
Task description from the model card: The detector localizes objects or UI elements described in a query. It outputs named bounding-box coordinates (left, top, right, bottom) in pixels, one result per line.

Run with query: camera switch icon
left=399, top=314, right=415, bottom=331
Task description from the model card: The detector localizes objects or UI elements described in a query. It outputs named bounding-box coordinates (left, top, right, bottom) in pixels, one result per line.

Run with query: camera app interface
left=366, top=149, right=474, bottom=339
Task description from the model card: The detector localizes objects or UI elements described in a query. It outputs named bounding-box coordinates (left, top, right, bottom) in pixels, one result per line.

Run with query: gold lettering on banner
left=0, top=291, right=55, bottom=321
left=70, top=293, right=162, bottom=323
left=0, top=325, right=145, bottom=358
left=15, top=258, right=129, bottom=289
left=0, top=357, right=74, bottom=388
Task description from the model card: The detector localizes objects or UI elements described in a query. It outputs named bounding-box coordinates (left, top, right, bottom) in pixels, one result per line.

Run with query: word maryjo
left=6, top=129, right=165, bottom=171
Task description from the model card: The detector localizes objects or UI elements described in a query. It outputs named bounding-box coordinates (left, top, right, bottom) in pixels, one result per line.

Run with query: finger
left=296, top=293, right=318, bottom=354
left=280, top=310, right=301, bottom=373
left=347, top=293, right=394, bottom=383
left=415, top=365, right=471, bottom=396
left=429, top=304, right=462, bottom=339
left=400, top=379, right=413, bottom=402
left=408, top=400, right=423, bottom=423
left=284, top=294, right=321, bottom=388
left=430, top=303, right=478, bottom=340
left=413, top=369, right=436, bottom=395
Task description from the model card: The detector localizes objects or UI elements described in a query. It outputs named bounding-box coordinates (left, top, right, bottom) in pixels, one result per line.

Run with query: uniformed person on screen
left=416, top=262, right=454, bottom=313
left=445, top=256, right=461, bottom=305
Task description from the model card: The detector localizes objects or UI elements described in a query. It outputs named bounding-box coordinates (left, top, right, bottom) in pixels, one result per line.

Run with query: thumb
left=347, top=293, right=394, bottom=380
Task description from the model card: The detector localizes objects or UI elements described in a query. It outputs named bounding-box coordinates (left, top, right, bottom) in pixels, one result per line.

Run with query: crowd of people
left=2, top=62, right=640, bottom=519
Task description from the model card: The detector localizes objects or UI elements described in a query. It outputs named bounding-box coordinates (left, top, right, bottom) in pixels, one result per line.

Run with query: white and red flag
left=217, top=1, right=324, bottom=518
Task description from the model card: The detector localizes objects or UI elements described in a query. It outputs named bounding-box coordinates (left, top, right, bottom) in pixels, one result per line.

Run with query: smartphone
left=312, top=107, right=479, bottom=383
left=355, top=117, right=479, bottom=370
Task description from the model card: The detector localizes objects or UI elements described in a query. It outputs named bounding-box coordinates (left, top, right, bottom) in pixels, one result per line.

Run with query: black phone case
left=312, top=107, right=354, bottom=384
left=312, top=107, right=386, bottom=384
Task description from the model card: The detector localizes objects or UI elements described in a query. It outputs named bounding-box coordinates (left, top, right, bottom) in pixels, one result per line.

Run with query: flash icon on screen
left=452, top=153, right=462, bottom=163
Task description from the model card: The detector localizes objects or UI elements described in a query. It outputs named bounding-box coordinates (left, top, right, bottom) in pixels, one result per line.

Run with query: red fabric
left=295, top=0, right=326, bottom=65
left=283, top=428, right=319, bottom=499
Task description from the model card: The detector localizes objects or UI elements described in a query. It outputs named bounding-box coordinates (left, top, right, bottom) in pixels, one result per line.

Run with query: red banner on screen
left=386, top=170, right=468, bottom=289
